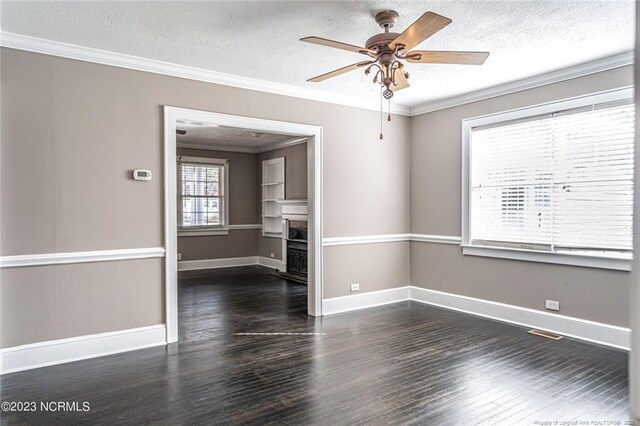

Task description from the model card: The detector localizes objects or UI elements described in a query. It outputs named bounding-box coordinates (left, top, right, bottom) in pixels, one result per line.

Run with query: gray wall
left=410, top=65, right=634, bottom=327
left=260, top=142, right=308, bottom=200
left=324, top=242, right=410, bottom=299
left=1, top=48, right=411, bottom=347
left=4, top=45, right=626, bottom=350
left=1, top=259, right=164, bottom=348
left=177, top=147, right=259, bottom=261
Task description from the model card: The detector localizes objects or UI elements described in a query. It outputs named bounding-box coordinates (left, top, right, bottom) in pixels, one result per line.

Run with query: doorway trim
left=163, top=106, right=323, bottom=343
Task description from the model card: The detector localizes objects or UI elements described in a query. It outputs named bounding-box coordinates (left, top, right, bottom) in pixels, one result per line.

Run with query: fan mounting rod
left=374, top=10, right=399, bottom=32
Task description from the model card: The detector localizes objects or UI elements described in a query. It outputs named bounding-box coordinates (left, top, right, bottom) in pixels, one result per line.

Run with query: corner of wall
left=629, top=4, right=640, bottom=420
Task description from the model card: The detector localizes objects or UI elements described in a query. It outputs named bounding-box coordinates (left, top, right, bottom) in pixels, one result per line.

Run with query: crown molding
left=321, top=233, right=462, bottom=246
left=177, top=142, right=257, bottom=153
left=410, top=51, right=634, bottom=116
left=0, top=31, right=411, bottom=116
left=260, top=137, right=308, bottom=152
left=1, top=32, right=632, bottom=118
left=177, top=136, right=308, bottom=154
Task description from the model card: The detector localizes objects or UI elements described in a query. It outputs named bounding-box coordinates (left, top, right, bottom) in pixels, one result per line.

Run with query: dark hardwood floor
left=0, top=266, right=632, bottom=425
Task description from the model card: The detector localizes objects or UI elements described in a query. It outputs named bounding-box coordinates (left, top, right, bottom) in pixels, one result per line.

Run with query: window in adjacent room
left=177, top=156, right=229, bottom=236
left=462, top=87, right=634, bottom=270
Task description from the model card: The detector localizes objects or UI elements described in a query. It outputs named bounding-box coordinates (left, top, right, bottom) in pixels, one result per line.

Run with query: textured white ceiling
left=1, top=1, right=634, bottom=108
left=177, top=122, right=296, bottom=151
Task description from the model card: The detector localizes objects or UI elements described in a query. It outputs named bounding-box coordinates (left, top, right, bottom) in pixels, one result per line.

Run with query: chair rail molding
left=410, top=234, right=462, bottom=245
left=228, top=224, right=263, bottom=230
left=0, top=247, right=166, bottom=268
left=322, top=233, right=462, bottom=246
left=322, top=234, right=411, bottom=246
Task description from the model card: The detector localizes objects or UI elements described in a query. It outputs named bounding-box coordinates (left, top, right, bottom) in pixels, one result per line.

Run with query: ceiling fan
left=301, top=10, right=489, bottom=100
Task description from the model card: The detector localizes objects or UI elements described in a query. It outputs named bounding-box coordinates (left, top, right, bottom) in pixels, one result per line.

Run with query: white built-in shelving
left=261, top=157, right=285, bottom=237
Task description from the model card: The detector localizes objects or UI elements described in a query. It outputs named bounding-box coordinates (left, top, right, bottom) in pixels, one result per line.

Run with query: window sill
left=178, top=228, right=229, bottom=237
left=461, top=244, right=631, bottom=271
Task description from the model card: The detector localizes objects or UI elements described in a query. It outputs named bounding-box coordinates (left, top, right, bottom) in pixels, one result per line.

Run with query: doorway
left=163, top=107, right=323, bottom=343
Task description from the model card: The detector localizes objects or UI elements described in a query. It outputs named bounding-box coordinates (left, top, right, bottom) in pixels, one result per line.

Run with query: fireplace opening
left=279, top=219, right=308, bottom=283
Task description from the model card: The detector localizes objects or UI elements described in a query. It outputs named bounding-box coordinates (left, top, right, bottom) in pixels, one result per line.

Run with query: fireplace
left=286, top=220, right=308, bottom=280
left=278, top=200, right=308, bottom=284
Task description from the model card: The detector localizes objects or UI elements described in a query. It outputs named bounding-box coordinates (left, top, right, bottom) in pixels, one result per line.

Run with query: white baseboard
left=321, top=285, right=629, bottom=350
left=178, top=256, right=258, bottom=271
left=257, top=256, right=285, bottom=270
left=178, top=256, right=284, bottom=271
left=2, top=285, right=628, bottom=375
left=409, top=286, right=630, bottom=350
left=0, top=325, right=167, bottom=375
left=323, top=286, right=411, bottom=316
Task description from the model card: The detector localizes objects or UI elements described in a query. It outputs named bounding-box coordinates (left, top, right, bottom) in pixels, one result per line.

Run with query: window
left=177, top=156, right=229, bottom=236
left=462, top=88, right=634, bottom=270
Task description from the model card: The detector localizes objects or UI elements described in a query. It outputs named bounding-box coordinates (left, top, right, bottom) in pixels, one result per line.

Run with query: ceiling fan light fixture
left=301, top=10, right=489, bottom=139
left=301, top=10, right=489, bottom=93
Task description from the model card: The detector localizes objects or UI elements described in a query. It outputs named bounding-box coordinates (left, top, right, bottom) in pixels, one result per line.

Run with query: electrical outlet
left=177, top=253, right=182, bottom=261
left=350, top=283, right=360, bottom=292
left=270, top=253, right=275, bottom=258
left=545, top=300, right=560, bottom=311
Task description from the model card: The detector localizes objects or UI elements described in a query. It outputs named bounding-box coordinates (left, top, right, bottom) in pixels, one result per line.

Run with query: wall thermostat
left=133, top=169, right=152, bottom=181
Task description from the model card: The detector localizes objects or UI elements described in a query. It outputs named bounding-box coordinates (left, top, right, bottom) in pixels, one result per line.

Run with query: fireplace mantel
left=280, top=199, right=308, bottom=221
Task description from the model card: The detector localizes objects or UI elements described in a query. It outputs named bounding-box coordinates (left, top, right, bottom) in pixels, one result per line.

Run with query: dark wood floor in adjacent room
left=0, top=266, right=631, bottom=425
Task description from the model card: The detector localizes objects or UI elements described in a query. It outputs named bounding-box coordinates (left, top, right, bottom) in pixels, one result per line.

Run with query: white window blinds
left=178, top=161, right=225, bottom=229
left=470, top=99, right=634, bottom=254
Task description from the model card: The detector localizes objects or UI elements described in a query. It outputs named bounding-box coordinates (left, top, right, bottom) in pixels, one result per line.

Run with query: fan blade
left=301, top=36, right=376, bottom=56
left=392, top=68, right=410, bottom=91
left=391, top=12, right=452, bottom=52
left=307, top=61, right=373, bottom=82
left=406, top=50, right=489, bottom=65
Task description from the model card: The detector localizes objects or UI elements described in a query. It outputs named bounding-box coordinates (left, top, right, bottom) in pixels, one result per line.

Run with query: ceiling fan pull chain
left=380, top=85, right=384, bottom=140
left=388, top=98, right=391, bottom=122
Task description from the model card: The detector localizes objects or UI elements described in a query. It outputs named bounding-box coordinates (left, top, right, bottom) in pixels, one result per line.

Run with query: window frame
left=461, top=86, right=633, bottom=271
left=177, top=156, right=230, bottom=237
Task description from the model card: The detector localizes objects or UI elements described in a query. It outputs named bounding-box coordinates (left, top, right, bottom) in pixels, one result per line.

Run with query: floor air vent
left=527, top=329, right=564, bottom=341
